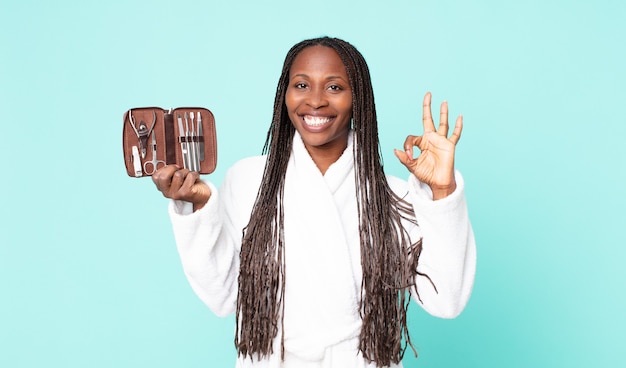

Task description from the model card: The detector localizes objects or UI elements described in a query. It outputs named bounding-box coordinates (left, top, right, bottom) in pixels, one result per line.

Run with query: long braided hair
left=235, top=37, right=425, bottom=367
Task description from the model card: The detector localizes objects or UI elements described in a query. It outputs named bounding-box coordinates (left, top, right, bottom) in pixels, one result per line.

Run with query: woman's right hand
left=152, top=165, right=212, bottom=211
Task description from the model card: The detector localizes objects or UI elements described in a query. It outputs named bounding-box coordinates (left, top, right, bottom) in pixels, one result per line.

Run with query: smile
left=303, top=115, right=333, bottom=127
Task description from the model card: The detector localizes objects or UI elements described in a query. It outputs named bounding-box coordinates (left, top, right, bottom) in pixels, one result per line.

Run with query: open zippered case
left=122, top=107, right=217, bottom=177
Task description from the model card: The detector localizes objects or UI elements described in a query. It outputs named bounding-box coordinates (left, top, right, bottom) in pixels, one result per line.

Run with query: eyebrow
left=291, top=73, right=348, bottom=81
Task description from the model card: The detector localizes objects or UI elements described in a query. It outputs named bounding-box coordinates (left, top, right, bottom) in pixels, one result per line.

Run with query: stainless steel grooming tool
left=142, top=132, right=166, bottom=175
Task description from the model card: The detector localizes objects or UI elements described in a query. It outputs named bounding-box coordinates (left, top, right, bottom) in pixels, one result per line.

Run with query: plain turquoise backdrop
left=2, top=0, right=625, bottom=367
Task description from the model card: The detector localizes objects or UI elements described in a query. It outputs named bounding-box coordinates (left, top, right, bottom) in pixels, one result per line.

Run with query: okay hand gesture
left=394, top=92, right=463, bottom=200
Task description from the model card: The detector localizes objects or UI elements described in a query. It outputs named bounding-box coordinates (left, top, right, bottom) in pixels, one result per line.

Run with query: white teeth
left=303, top=116, right=331, bottom=127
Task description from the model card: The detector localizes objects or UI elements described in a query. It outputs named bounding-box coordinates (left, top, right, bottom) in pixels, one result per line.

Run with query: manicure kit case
left=122, top=107, right=217, bottom=177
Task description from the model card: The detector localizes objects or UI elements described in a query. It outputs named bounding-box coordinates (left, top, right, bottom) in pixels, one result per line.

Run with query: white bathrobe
left=169, top=132, right=476, bottom=368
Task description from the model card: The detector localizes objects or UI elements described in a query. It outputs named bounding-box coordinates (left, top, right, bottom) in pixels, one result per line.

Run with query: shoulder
left=222, top=155, right=267, bottom=192
left=217, top=155, right=268, bottom=218
left=228, top=155, right=267, bottom=176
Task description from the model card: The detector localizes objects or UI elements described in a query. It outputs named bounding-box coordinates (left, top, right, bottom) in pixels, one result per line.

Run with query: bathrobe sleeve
left=167, top=157, right=265, bottom=317
left=397, top=170, right=476, bottom=318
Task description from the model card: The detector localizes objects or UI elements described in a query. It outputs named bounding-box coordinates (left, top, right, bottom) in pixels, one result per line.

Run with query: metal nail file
left=189, top=112, right=198, bottom=172
left=177, top=113, right=188, bottom=169
left=198, top=111, right=205, bottom=162
left=190, top=112, right=200, bottom=171
left=185, top=112, right=196, bottom=172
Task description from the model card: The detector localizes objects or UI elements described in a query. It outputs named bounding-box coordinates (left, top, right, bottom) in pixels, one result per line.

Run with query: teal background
left=1, top=0, right=625, bottom=366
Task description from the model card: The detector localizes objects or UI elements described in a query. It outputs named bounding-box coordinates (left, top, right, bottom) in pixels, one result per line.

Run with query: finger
left=394, top=148, right=410, bottom=166
left=152, top=164, right=178, bottom=192
left=449, top=114, right=463, bottom=145
left=403, top=135, right=422, bottom=158
left=422, top=92, right=436, bottom=133
left=181, top=171, right=201, bottom=194
left=439, top=100, right=449, bottom=137
left=181, top=172, right=212, bottom=205
left=169, top=169, right=190, bottom=197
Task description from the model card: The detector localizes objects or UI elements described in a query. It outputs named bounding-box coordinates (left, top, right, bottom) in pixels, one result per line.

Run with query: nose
left=306, top=87, right=328, bottom=109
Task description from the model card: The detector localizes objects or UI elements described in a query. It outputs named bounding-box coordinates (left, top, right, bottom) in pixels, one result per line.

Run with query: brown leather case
left=122, top=107, right=217, bottom=177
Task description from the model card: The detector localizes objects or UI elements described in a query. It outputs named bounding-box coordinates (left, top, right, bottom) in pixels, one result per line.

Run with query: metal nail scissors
left=128, top=110, right=156, bottom=159
left=143, top=132, right=166, bottom=175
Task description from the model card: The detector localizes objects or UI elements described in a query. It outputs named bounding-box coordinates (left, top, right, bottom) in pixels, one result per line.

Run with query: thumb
left=394, top=149, right=411, bottom=168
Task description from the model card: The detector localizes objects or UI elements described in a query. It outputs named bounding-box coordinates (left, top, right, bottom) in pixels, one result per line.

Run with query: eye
left=328, top=84, right=342, bottom=91
left=294, top=82, right=308, bottom=89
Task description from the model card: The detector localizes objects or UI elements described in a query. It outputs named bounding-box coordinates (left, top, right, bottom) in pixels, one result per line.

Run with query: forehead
left=289, top=45, right=347, bottom=77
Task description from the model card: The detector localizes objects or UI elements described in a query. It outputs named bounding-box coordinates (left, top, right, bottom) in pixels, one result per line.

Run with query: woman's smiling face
left=285, top=45, right=353, bottom=165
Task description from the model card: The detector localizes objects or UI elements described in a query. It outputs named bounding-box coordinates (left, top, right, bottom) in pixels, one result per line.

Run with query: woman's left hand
left=394, top=92, right=463, bottom=200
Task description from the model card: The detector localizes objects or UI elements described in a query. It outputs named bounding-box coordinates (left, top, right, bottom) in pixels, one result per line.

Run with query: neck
left=306, top=146, right=345, bottom=174
left=303, top=131, right=351, bottom=175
